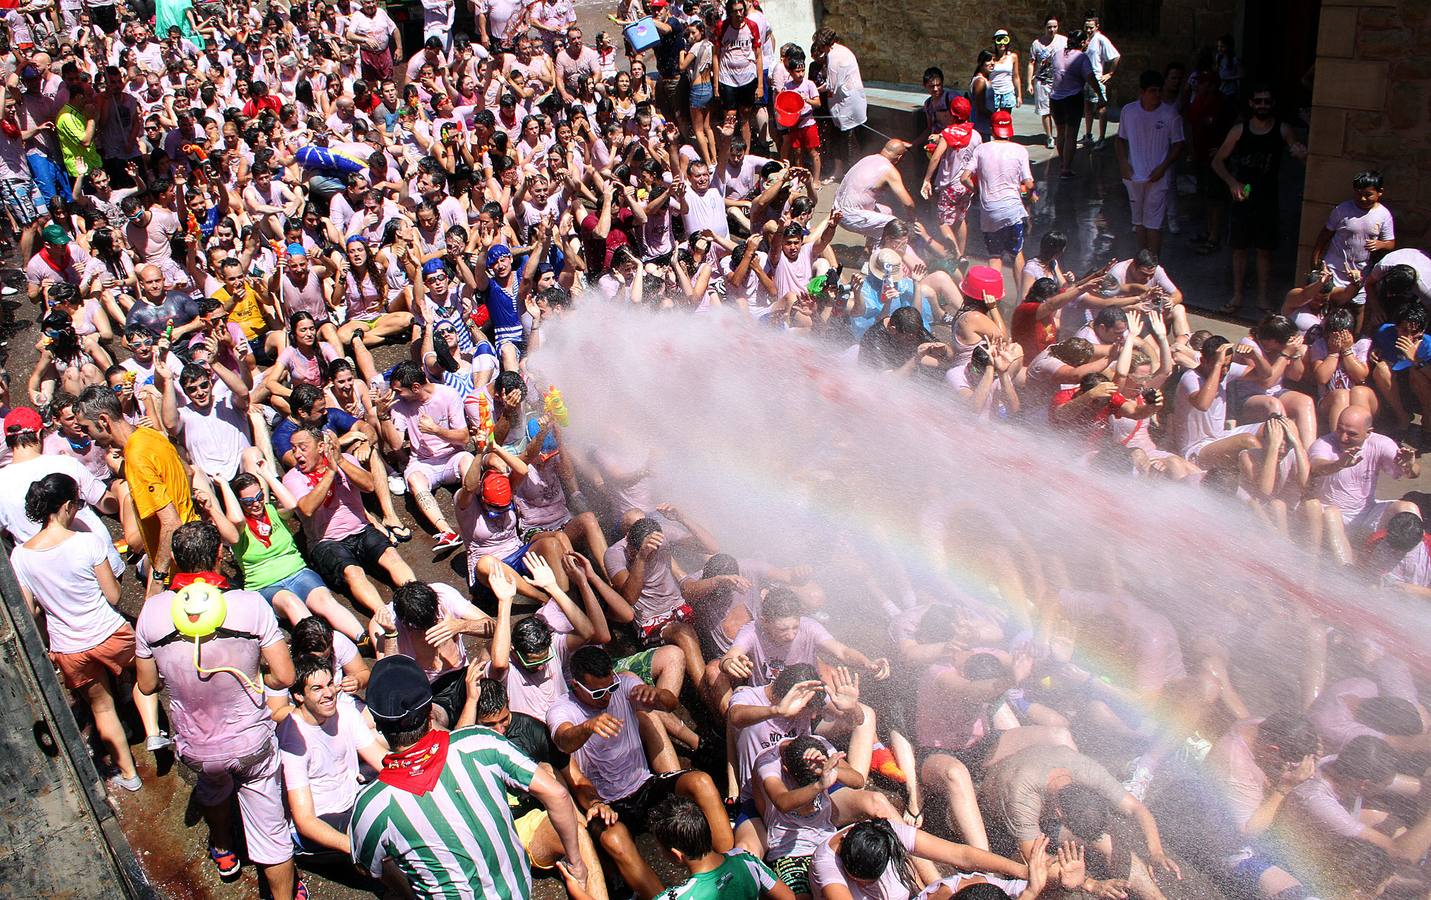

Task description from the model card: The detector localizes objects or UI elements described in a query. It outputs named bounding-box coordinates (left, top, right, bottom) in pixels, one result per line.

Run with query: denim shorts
left=689, top=81, right=714, bottom=109
left=256, top=566, right=328, bottom=604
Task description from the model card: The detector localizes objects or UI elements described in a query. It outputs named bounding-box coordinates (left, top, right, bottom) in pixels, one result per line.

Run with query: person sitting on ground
left=277, top=654, right=386, bottom=855
left=548, top=645, right=734, bottom=900
left=281, top=426, right=413, bottom=643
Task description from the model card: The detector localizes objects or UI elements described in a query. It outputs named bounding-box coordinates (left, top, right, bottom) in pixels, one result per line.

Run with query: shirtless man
left=832, top=140, right=916, bottom=245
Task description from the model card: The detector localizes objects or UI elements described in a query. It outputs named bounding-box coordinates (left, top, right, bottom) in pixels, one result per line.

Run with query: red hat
left=991, top=109, right=1014, bottom=139
left=942, top=122, right=974, bottom=150
left=4, top=407, right=42, bottom=436
left=959, top=266, right=1005, bottom=305
left=650, top=0, right=669, bottom=6
left=948, top=95, right=972, bottom=123
left=480, top=469, right=513, bottom=509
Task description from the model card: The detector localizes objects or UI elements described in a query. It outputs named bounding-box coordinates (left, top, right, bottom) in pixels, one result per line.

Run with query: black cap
left=366, top=655, right=433, bottom=724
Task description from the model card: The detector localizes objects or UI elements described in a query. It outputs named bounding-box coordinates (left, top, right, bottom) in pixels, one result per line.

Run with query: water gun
left=122, top=370, right=137, bottom=386
left=543, top=386, right=570, bottom=427
left=163, top=318, right=175, bottom=342
left=475, top=391, right=495, bottom=444
left=182, top=143, right=209, bottom=163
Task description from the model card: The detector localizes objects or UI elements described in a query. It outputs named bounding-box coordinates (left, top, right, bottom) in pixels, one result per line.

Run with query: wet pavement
left=0, top=79, right=1308, bottom=900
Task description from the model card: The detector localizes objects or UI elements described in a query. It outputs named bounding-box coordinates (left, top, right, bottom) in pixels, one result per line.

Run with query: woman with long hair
left=331, top=236, right=413, bottom=384
left=969, top=50, right=995, bottom=140
left=260, top=311, right=338, bottom=416
left=29, top=309, right=110, bottom=406
left=11, top=473, right=169, bottom=792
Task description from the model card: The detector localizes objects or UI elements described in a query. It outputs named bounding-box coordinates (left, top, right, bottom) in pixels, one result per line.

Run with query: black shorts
left=1051, top=94, right=1083, bottom=128
left=601, top=770, right=687, bottom=835
left=719, top=79, right=758, bottom=109
left=916, top=729, right=1002, bottom=783
left=1227, top=193, right=1279, bottom=251
left=310, top=525, right=393, bottom=587
left=430, top=667, right=469, bottom=726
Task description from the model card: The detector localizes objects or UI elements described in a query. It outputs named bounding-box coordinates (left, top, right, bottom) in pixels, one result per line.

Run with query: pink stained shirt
left=1308, top=432, right=1400, bottom=517
left=392, top=383, right=467, bottom=462
left=729, top=616, right=834, bottom=688
left=281, top=455, right=370, bottom=542
left=135, top=587, right=283, bottom=763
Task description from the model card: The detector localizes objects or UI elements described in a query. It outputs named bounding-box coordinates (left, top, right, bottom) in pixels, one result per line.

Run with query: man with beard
left=1211, top=85, right=1308, bottom=315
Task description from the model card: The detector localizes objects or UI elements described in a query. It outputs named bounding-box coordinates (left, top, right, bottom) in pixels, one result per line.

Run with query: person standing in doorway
left=1028, top=16, right=1066, bottom=150
left=1211, top=85, right=1307, bottom=316
left=1115, top=70, right=1184, bottom=256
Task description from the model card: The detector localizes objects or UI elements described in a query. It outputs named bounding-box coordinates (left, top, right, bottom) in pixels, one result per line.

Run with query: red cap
left=948, top=95, right=972, bottom=123
left=650, top=0, right=669, bottom=6
left=959, top=265, right=1005, bottom=304
left=942, top=122, right=974, bottom=150
left=481, top=469, right=513, bottom=508
left=4, top=407, right=43, bottom=436
left=991, top=109, right=1014, bottom=138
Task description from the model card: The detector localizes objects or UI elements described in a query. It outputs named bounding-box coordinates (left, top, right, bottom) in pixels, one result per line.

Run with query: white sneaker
left=146, top=731, right=173, bottom=752
left=0, top=284, right=17, bottom=297
left=109, top=773, right=142, bottom=793
left=387, top=473, right=407, bottom=496
left=1045, top=135, right=1055, bottom=149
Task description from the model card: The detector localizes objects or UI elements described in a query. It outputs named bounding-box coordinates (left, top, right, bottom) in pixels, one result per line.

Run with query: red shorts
left=53, top=624, right=136, bottom=690
left=638, top=603, right=693, bottom=645
left=785, top=124, right=821, bottom=151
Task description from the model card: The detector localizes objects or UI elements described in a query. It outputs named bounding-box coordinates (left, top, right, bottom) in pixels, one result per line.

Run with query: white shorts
left=1341, top=498, right=1392, bottom=541
left=1124, top=177, right=1171, bottom=229
left=1034, top=82, right=1052, bottom=116
left=405, top=451, right=472, bottom=488
left=835, top=203, right=896, bottom=239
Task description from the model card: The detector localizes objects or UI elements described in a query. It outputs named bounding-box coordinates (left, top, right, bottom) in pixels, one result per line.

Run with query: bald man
left=1309, top=406, right=1420, bottom=557
left=833, top=139, right=916, bottom=242
left=124, top=264, right=205, bottom=339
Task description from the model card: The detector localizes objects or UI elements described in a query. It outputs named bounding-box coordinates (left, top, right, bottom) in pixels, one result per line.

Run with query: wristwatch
left=152, top=569, right=171, bottom=587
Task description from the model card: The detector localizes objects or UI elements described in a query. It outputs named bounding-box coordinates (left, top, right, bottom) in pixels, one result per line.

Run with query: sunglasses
left=238, top=494, right=264, bottom=506
left=184, top=379, right=213, bottom=391
left=575, top=680, right=619, bottom=701
left=516, top=648, right=555, bottom=668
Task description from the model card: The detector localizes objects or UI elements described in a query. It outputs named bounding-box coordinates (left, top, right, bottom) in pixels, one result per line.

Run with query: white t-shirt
left=1173, top=367, right=1227, bottom=455
left=970, top=140, right=1032, bottom=230
left=1085, top=32, right=1120, bottom=74
left=1110, top=259, right=1177, bottom=295
left=1116, top=101, right=1184, bottom=182
left=11, top=530, right=125, bottom=653
left=0, top=454, right=121, bottom=574
left=679, top=185, right=731, bottom=240
left=1324, top=201, right=1395, bottom=283
left=277, top=703, right=377, bottom=816
left=1371, top=249, right=1431, bottom=304
left=177, top=396, right=253, bottom=481
left=715, top=17, right=761, bottom=88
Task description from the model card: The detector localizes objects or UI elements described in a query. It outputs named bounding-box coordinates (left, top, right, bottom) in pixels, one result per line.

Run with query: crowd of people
left=0, top=0, right=1429, bottom=899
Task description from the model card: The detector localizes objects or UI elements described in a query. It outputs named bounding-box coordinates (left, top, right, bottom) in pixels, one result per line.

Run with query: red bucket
left=774, top=90, right=805, bottom=128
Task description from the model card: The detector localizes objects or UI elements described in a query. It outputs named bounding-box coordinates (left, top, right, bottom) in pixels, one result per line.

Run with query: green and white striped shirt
left=349, top=727, right=539, bottom=900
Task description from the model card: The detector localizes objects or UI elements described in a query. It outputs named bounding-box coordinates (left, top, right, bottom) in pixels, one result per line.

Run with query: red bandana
left=170, top=571, right=230, bottom=591
left=244, top=506, right=273, bottom=548
left=304, top=466, right=337, bottom=508
left=38, top=245, right=69, bottom=275
left=378, top=729, right=450, bottom=795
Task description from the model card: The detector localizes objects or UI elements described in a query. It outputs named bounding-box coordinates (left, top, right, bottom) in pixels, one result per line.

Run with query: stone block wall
left=818, top=0, right=1236, bottom=102
left=1299, top=0, right=1431, bottom=272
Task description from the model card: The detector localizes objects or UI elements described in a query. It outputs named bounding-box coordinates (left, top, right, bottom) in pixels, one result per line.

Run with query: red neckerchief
left=0, top=117, right=19, bottom=140
left=304, top=465, right=337, bottom=508
left=378, top=729, right=450, bottom=795
left=38, top=245, right=69, bottom=275
left=244, top=506, right=273, bottom=547
left=170, top=571, right=230, bottom=591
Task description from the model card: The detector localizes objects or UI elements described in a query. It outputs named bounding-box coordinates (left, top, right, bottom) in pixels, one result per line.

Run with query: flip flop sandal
left=386, top=523, right=412, bottom=543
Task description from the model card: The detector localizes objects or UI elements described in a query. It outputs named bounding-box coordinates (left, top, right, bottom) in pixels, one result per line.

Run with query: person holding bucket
left=776, top=50, right=822, bottom=185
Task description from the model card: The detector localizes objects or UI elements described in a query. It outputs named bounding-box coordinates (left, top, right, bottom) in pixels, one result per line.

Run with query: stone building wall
left=1299, top=0, right=1431, bottom=272
left=819, top=0, right=1237, bottom=100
